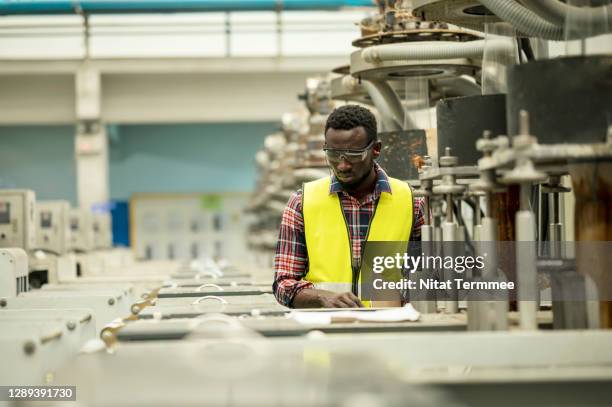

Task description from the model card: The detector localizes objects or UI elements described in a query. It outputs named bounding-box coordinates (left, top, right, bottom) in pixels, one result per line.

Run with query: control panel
left=36, top=200, right=71, bottom=255
left=0, top=190, right=36, bottom=251
left=68, top=209, right=94, bottom=252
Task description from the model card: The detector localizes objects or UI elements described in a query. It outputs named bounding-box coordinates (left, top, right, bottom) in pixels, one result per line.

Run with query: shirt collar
left=329, top=162, right=392, bottom=195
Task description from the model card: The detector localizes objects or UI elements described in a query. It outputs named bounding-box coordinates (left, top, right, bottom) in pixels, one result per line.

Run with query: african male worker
left=273, top=104, right=424, bottom=308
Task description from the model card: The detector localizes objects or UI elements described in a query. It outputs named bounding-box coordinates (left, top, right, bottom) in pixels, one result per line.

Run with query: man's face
left=324, top=126, right=381, bottom=188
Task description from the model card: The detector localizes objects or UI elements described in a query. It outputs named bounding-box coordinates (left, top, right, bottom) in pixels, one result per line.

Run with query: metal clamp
left=80, top=313, right=93, bottom=324
left=192, top=295, right=228, bottom=305
left=196, top=283, right=224, bottom=292
left=100, top=320, right=127, bottom=349
left=40, top=330, right=63, bottom=344
left=131, top=297, right=156, bottom=315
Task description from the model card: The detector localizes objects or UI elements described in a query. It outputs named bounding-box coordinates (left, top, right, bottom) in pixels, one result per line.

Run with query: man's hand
left=292, top=288, right=363, bottom=308
left=318, top=291, right=364, bottom=308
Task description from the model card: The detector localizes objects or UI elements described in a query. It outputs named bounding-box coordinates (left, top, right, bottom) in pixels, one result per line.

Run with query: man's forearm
left=291, top=288, right=329, bottom=308
left=292, top=288, right=364, bottom=308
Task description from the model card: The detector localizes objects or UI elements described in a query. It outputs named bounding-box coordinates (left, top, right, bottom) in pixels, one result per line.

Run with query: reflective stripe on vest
left=302, top=176, right=413, bottom=304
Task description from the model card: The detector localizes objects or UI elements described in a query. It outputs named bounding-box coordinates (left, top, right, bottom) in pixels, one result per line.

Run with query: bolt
left=0, top=298, right=6, bottom=307
left=439, top=146, right=458, bottom=167
left=66, top=321, right=77, bottom=331
left=101, top=330, right=114, bottom=342
left=108, top=298, right=115, bottom=306
left=23, top=340, right=36, bottom=355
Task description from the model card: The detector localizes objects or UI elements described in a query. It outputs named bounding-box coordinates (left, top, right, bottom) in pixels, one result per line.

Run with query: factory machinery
left=247, top=77, right=336, bottom=268
left=1, top=0, right=612, bottom=406
left=330, top=0, right=612, bottom=333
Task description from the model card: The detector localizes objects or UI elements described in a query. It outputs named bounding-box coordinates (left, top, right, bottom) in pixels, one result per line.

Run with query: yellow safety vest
left=302, top=176, right=413, bottom=306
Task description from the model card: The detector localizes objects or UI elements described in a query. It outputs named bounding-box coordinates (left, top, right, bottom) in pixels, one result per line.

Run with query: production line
left=0, top=0, right=611, bottom=406
left=0, top=187, right=256, bottom=374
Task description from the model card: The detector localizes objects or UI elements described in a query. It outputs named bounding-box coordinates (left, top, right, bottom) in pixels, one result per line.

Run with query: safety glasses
left=323, top=140, right=375, bottom=163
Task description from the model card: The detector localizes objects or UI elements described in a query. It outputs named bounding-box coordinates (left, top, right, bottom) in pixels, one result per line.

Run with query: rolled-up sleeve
left=410, top=197, right=425, bottom=242
left=273, top=190, right=314, bottom=307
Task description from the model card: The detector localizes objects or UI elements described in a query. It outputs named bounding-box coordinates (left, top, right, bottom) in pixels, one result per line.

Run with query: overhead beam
left=0, top=56, right=349, bottom=74
left=0, top=69, right=330, bottom=124
left=0, top=0, right=374, bottom=15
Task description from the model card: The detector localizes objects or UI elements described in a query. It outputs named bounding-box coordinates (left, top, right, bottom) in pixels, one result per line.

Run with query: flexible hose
left=478, top=0, right=565, bottom=40
left=362, top=81, right=401, bottom=131
left=362, top=80, right=413, bottom=131
left=478, top=0, right=611, bottom=40
left=368, top=80, right=411, bottom=129
left=520, top=0, right=611, bottom=32
left=362, top=39, right=512, bottom=63
left=435, top=76, right=482, bottom=97
left=340, top=75, right=427, bottom=118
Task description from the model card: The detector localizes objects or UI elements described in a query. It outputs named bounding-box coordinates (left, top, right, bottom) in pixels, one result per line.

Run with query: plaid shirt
left=273, top=163, right=425, bottom=307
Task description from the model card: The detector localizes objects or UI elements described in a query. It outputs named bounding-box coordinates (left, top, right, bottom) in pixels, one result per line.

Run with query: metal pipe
left=362, top=82, right=400, bottom=132
left=435, top=76, right=482, bottom=97
left=362, top=39, right=513, bottom=64
left=480, top=217, right=498, bottom=278
left=445, top=194, right=453, bottom=223
left=442, top=220, right=458, bottom=303
left=549, top=189, right=563, bottom=258
left=516, top=198, right=538, bottom=331
left=423, top=196, right=430, bottom=226
left=456, top=199, right=466, bottom=247
left=519, top=182, right=530, bottom=211
left=477, top=0, right=611, bottom=40
left=521, top=0, right=612, bottom=31
left=413, top=223, right=437, bottom=313
left=0, top=0, right=374, bottom=15
left=361, top=79, right=413, bottom=131
left=552, top=192, right=560, bottom=224
left=480, top=216, right=508, bottom=331
left=368, top=79, right=409, bottom=129
left=442, top=211, right=458, bottom=314
left=474, top=196, right=483, bottom=243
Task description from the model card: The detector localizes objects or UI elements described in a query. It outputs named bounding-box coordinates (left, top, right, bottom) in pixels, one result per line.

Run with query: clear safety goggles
left=323, top=140, right=374, bottom=163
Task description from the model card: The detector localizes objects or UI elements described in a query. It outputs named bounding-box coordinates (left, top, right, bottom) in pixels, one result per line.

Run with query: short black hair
left=325, top=105, right=378, bottom=143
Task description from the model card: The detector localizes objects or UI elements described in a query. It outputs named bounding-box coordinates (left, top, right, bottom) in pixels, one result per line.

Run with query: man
left=273, top=105, right=424, bottom=308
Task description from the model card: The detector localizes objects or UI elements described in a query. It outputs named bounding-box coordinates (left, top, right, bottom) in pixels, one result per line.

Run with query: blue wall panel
left=0, top=125, right=77, bottom=205
left=109, top=122, right=275, bottom=199
left=0, top=122, right=276, bottom=205
left=110, top=200, right=130, bottom=247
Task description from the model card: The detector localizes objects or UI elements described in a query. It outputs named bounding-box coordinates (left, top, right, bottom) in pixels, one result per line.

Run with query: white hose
left=362, top=80, right=416, bottom=131
left=478, top=0, right=611, bottom=40
left=369, top=80, right=411, bottom=128
left=520, top=0, right=611, bottom=31
left=435, top=76, right=482, bottom=97
left=362, top=39, right=511, bottom=64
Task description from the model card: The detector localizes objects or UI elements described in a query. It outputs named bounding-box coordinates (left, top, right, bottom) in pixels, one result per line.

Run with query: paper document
left=290, top=304, right=421, bottom=325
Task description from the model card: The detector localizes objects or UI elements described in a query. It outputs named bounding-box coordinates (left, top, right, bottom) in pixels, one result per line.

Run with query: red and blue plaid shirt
left=273, top=163, right=425, bottom=307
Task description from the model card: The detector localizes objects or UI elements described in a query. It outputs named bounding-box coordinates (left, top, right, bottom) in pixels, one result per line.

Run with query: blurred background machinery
left=246, top=76, right=334, bottom=267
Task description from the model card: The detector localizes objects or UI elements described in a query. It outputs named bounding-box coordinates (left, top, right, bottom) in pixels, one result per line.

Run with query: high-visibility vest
left=302, top=176, right=413, bottom=304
